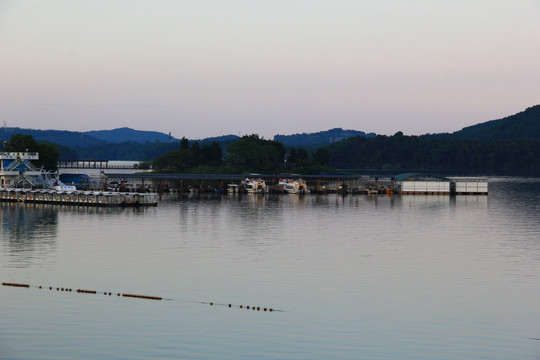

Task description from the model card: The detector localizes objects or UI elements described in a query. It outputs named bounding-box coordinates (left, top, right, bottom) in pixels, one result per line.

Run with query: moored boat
left=278, top=178, right=309, bottom=194
left=227, top=183, right=239, bottom=193
left=243, top=178, right=267, bottom=193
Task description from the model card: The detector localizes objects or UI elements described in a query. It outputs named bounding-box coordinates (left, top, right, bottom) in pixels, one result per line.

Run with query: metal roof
left=394, top=173, right=451, bottom=181
left=106, top=173, right=365, bottom=182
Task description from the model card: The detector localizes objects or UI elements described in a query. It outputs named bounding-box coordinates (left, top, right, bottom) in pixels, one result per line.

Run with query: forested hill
left=443, top=105, right=540, bottom=140
left=86, top=127, right=179, bottom=143
left=274, top=128, right=376, bottom=149
left=328, top=133, right=540, bottom=175
left=0, top=127, right=178, bottom=147
left=0, top=127, right=106, bottom=147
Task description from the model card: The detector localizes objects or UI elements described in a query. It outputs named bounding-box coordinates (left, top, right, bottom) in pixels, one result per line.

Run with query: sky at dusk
left=1, top=1, right=539, bottom=140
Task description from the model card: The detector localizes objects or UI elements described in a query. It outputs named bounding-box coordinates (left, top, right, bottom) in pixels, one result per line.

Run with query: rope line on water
left=2, top=282, right=283, bottom=312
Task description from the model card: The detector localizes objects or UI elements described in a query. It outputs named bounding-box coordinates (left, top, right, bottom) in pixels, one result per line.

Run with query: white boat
left=279, top=178, right=309, bottom=194
left=243, top=178, right=267, bottom=193
left=227, top=183, right=239, bottom=193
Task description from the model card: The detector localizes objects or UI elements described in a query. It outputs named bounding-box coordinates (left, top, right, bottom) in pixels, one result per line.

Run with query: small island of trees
left=152, top=134, right=332, bottom=175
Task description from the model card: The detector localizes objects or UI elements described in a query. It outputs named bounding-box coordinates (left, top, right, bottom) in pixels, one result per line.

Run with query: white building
left=0, top=151, right=73, bottom=190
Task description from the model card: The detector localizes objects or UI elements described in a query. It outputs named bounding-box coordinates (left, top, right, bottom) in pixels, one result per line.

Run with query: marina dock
left=105, top=173, right=488, bottom=195
left=0, top=188, right=158, bottom=206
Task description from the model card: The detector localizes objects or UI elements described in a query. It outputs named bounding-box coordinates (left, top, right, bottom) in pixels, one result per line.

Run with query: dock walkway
left=0, top=188, right=158, bottom=206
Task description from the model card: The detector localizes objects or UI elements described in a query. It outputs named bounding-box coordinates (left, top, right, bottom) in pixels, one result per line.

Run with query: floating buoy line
left=2, top=282, right=283, bottom=313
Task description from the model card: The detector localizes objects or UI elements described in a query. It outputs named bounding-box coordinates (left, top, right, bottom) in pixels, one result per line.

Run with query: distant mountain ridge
left=0, top=127, right=179, bottom=147
left=274, top=128, right=376, bottom=149
left=86, top=127, right=179, bottom=143
left=0, top=127, right=106, bottom=147
left=1, top=126, right=376, bottom=150
left=2, top=104, right=539, bottom=161
left=196, top=134, right=240, bottom=144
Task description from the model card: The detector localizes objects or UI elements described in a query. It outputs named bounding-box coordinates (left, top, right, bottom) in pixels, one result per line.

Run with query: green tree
left=226, top=134, right=286, bottom=173
left=5, top=134, right=39, bottom=152
left=288, top=148, right=296, bottom=164
left=296, top=148, right=309, bottom=161
left=37, top=142, right=60, bottom=170
left=5, top=134, right=59, bottom=170
left=180, top=137, right=189, bottom=150
left=200, top=141, right=222, bottom=166
left=153, top=149, right=189, bottom=172
left=295, top=147, right=309, bottom=166
left=312, top=147, right=330, bottom=166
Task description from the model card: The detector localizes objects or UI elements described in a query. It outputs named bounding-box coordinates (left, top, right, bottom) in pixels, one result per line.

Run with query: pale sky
left=1, top=1, right=539, bottom=140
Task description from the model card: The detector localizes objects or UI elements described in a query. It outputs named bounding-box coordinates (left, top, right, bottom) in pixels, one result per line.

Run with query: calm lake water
left=1, top=177, right=539, bottom=359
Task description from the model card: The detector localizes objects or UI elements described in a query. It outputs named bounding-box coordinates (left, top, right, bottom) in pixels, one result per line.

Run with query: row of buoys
left=240, top=305, right=273, bottom=312
left=77, top=289, right=97, bottom=294
left=208, top=302, right=273, bottom=312
left=123, top=293, right=162, bottom=300
left=2, top=282, right=280, bottom=312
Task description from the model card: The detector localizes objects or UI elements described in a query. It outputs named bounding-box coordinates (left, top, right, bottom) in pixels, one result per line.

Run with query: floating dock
left=0, top=188, right=158, bottom=206
left=394, top=174, right=488, bottom=195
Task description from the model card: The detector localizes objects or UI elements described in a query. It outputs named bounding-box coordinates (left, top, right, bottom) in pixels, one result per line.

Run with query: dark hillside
left=274, top=128, right=376, bottom=150
left=328, top=132, right=540, bottom=175
left=450, top=105, right=540, bottom=140
left=86, top=127, right=178, bottom=143
left=0, top=127, right=105, bottom=147
left=67, top=141, right=179, bottom=161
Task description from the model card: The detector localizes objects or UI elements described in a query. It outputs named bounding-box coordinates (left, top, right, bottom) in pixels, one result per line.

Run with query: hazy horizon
left=1, top=1, right=539, bottom=139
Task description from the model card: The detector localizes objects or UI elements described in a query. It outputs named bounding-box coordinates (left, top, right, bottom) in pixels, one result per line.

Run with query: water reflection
left=0, top=202, right=58, bottom=268
left=489, top=177, right=540, bottom=217
left=173, top=191, right=492, bottom=211
left=399, top=194, right=489, bottom=209
left=487, top=178, right=540, bottom=266
left=1, top=179, right=540, bottom=360
left=0, top=202, right=154, bottom=268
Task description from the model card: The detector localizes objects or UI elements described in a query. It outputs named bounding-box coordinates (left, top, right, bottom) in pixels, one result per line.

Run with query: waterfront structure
left=0, top=188, right=158, bottom=206
left=1, top=152, right=157, bottom=206
left=0, top=151, right=75, bottom=189
left=449, top=177, right=489, bottom=195
left=394, top=173, right=488, bottom=195
left=107, top=172, right=488, bottom=195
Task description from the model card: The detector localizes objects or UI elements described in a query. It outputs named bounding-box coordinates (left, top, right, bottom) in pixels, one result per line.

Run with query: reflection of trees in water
left=0, top=202, right=59, bottom=266
left=489, top=178, right=540, bottom=216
